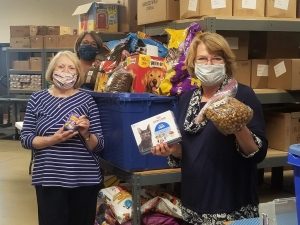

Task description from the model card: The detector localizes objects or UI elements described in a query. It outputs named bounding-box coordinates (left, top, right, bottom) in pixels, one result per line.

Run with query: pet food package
left=126, top=53, right=166, bottom=94
left=131, top=110, right=181, bottom=155
left=205, top=96, right=253, bottom=135
left=105, top=67, right=133, bottom=93
left=99, top=186, right=133, bottom=224
left=64, top=112, right=80, bottom=131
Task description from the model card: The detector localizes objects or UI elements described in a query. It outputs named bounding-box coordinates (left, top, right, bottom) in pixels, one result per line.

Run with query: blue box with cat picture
left=90, top=92, right=178, bottom=171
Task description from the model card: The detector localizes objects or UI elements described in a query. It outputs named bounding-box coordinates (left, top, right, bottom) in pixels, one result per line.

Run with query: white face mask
left=52, top=71, right=78, bottom=90
left=194, top=64, right=226, bottom=87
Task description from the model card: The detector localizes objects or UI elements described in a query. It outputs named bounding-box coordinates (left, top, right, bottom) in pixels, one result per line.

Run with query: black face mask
left=78, top=44, right=98, bottom=61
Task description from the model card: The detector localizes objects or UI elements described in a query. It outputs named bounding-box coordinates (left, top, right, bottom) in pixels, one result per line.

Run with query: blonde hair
left=185, top=32, right=236, bottom=77
left=45, top=51, right=83, bottom=89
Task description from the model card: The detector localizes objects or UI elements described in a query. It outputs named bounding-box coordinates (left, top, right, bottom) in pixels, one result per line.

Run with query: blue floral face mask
left=78, top=44, right=98, bottom=61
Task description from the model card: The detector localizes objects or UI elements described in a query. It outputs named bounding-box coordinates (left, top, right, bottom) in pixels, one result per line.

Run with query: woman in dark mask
left=74, top=31, right=109, bottom=89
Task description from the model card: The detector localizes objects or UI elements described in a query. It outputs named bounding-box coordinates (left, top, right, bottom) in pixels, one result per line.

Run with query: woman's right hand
left=32, top=127, right=78, bottom=150
left=151, top=142, right=182, bottom=158
left=52, top=127, right=78, bottom=144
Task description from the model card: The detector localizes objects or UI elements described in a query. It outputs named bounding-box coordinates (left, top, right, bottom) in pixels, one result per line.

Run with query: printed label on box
left=211, top=0, right=226, bottom=9
left=131, top=110, right=181, bottom=155
left=274, top=61, right=287, bottom=78
left=257, top=64, right=269, bottom=77
left=188, top=0, right=198, bottom=11
left=242, top=0, right=257, bottom=9
left=274, top=0, right=289, bottom=10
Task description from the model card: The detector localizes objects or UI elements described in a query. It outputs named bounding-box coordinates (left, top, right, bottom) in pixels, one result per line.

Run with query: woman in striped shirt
left=21, top=51, right=104, bottom=225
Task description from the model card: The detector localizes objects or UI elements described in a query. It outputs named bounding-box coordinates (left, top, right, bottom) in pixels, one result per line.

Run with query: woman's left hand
left=76, top=115, right=90, bottom=137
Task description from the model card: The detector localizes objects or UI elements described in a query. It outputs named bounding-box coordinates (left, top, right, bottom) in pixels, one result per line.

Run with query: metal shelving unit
left=6, top=48, right=73, bottom=96
left=143, top=17, right=300, bottom=35
left=99, top=158, right=181, bottom=225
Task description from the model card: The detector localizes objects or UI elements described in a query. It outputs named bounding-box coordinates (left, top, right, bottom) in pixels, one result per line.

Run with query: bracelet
left=84, top=133, right=91, bottom=141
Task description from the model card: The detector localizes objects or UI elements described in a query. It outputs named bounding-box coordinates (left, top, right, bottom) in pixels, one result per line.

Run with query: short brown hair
left=185, top=32, right=236, bottom=77
left=45, top=51, right=83, bottom=89
left=74, top=31, right=106, bottom=58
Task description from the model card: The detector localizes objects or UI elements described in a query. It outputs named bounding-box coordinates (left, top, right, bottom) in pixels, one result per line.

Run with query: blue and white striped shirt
left=21, top=89, right=104, bottom=188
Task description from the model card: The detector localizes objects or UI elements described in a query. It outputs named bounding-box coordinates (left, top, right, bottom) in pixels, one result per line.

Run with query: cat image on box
left=137, top=124, right=153, bottom=153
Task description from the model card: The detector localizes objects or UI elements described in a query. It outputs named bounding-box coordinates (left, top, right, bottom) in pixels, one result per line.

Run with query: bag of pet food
left=196, top=79, right=253, bottom=135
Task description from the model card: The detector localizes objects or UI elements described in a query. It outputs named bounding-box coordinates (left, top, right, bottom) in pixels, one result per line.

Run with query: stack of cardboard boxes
left=9, top=25, right=77, bottom=92
left=137, top=0, right=298, bottom=25
left=10, top=25, right=77, bottom=49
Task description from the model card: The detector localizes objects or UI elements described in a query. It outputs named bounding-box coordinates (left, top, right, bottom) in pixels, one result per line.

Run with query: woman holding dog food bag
left=21, top=51, right=104, bottom=225
left=152, top=32, right=268, bottom=225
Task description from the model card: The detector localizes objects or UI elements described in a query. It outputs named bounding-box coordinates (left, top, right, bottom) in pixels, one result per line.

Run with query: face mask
left=78, top=44, right=98, bottom=61
left=194, top=64, right=226, bottom=87
left=52, top=71, right=78, bottom=89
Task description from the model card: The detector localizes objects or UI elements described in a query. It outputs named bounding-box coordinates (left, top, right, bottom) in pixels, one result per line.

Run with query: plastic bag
left=195, top=79, right=253, bottom=135
left=105, top=67, right=133, bottom=93
left=205, top=96, right=253, bottom=135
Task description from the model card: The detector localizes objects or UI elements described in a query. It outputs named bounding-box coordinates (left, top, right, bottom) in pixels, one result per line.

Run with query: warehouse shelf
left=254, top=89, right=300, bottom=104
left=7, top=48, right=43, bottom=53
left=9, top=69, right=42, bottom=74
left=143, top=17, right=300, bottom=35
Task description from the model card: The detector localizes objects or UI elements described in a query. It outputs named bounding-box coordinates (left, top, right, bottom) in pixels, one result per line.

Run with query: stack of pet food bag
left=95, top=185, right=183, bottom=225
left=88, top=22, right=202, bottom=96
left=92, top=23, right=203, bottom=225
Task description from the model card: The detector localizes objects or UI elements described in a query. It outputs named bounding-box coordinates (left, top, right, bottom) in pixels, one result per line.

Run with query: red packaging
left=126, top=54, right=166, bottom=94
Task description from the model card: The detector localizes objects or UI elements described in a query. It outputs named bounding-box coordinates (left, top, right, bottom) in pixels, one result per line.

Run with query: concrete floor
left=0, top=139, right=296, bottom=225
left=0, top=140, right=38, bottom=225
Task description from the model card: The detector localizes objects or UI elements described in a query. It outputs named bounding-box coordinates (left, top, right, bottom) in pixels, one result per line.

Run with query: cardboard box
left=180, top=0, right=232, bottom=19
left=265, top=112, right=300, bottom=151
left=137, top=0, right=179, bottom=25
left=265, top=32, right=300, bottom=58
left=233, top=0, right=265, bottom=17
left=218, top=31, right=249, bottom=60
left=12, top=60, right=30, bottom=70
left=30, top=57, right=42, bottom=71
left=126, top=54, right=166, bottom=93
left=266, top=0, right=296, bottom=18
left=119, top=0, right=138, bottom=32
left=44, top=35, right=59, bottom=49
left=251, top=59, right=269, bottom=89
left=10, top=37, right=30, bottom=48
left=72, top=2, right=119, bottom=33
left=235, top=60, right=251, bottom=86
left=30, top=36, right=44, bottom=48
left=268, top=59, right=300, bottom=90
left=298, top=0, right=300, bottom=18
left=59, top=35, right=79, bottom=48
left=47, top=26, right=73, bottom=35
left=10, top=25, right=37, bottom=37
left=37, top=26, right=49, bottom=36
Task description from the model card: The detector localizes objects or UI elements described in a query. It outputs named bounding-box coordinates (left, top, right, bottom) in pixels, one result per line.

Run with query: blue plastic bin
left=90, top=92, right=178, bottom=171
left=287, top=144, right=300, bottom=225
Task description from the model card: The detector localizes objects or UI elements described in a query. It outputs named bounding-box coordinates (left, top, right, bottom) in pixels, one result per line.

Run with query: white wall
left=0, top=0, right=92, bottom=43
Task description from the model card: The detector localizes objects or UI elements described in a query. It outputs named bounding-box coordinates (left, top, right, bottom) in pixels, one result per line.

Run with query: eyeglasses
left=195, top=56, right=224, bottom=65
left=81, top=40, right=97, bottom=48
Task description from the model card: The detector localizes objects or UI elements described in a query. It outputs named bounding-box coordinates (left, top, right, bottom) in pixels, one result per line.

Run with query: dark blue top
left=177, top=84, right=268, bottom=214
left=21, top=90, right=104, bottom=188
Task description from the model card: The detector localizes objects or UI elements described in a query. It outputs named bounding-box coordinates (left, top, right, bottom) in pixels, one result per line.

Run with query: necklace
left=57, top=97, right=67, bottom=108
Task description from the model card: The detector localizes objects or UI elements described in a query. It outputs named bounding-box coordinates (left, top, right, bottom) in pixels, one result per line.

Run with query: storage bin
left=90, top=92, right=178, bottom=171
left=288, top=144, right=300, bottom=224
left=259, top=197, right=297, bottom=225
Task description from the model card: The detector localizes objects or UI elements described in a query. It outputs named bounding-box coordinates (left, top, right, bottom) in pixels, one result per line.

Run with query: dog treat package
left=64, top=112, right=80, bottom=131
left=105, top=67, right=133, bottom=93
left=126, top=53, right=166, bottom=94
